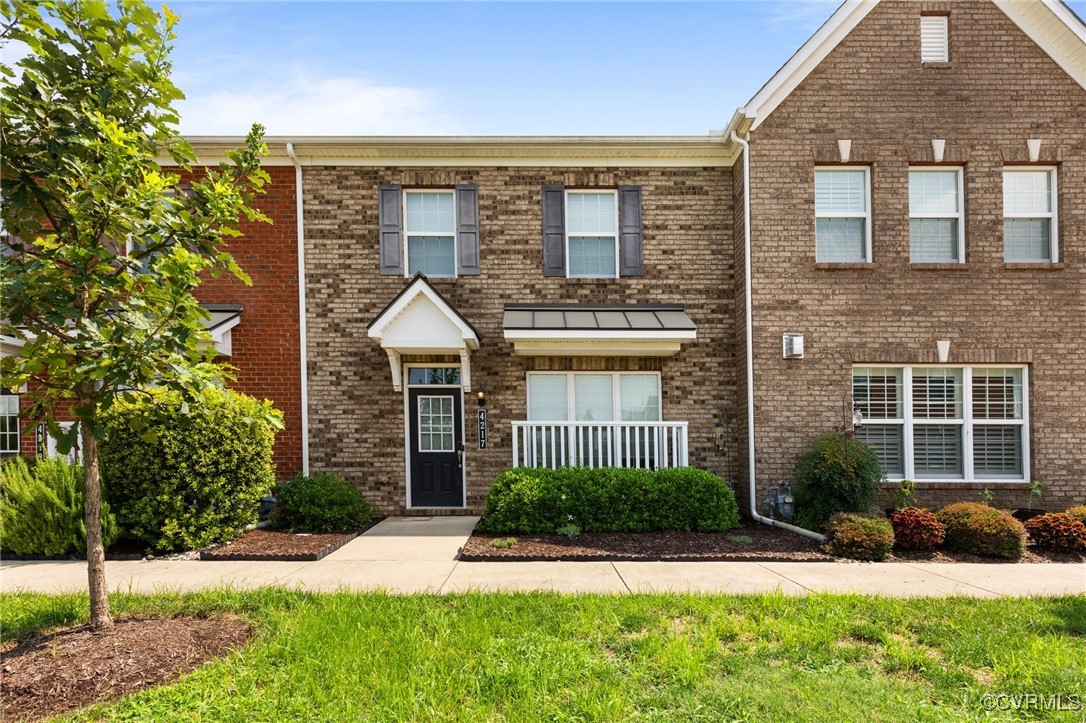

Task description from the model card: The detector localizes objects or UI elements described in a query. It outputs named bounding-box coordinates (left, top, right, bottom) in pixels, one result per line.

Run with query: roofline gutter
left=731, top=131, right=825, bottom=543
left=286, top=142, right=310, bottom=475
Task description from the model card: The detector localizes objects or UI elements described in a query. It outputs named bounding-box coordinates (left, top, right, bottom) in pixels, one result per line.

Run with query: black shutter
left=541, top=184, right=565, bottom=276
left=456, top=184, right=480, bottom=275
left=618, top=185, right=644, bottom=276
left=378, top=184, right=403, bottom=275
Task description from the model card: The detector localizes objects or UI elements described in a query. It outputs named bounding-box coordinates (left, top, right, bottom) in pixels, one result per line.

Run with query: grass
left=3, top=590, right=1085, bottom=721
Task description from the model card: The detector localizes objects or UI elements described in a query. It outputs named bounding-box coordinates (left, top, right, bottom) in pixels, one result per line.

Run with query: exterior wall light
left=714, top=418, right=726, bottom=453
left=476, top=387, right=487, bottom=408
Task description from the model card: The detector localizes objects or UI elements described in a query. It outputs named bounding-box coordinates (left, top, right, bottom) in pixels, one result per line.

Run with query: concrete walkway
left=2, top=517, right=1083, bottom=598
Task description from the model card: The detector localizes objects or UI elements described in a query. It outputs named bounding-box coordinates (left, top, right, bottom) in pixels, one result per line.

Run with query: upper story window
left=0, top=390, right=18, bottom=458
left=566, top=190, right=618, bottom=278
left=405, top=190, right=456, bottom=277
left=909, top=168, right=964, bottom=263
left=1004, top=168, right=1057, bottom=262
left=920, top=15, right=949, bottom=63
left=377, top=184, right=480, bottom=278
left=814, top=168, right=871, bottom=263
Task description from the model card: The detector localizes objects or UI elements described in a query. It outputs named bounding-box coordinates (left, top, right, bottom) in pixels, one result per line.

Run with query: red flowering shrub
left=1024, top=513, right=1086, bottom=552
left=889, top=507, right=945, bottom=551
left=824, top=513, right=895, bottom=561
left=936, top=502, right=1026, bottom=559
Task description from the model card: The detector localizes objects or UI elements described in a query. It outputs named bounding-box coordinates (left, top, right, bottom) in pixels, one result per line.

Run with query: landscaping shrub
left=477, top=466, right=740, bottom=534
left=888, top=507, right=945, bottom=551
left=824, top=513, right=895, bottom=561
left=792, top=430, right=884, bottom=532
left=272, top=472, right=373, bottom=533
left=1066, top=506, right=1086, bottom=525
left=0, top=456, right=119, bottom=556
left=1024, top=513, right=1086, bottom=552
left=936, top=502, right=1026, bottom=559
left=101, top=388, right=281, bottom=553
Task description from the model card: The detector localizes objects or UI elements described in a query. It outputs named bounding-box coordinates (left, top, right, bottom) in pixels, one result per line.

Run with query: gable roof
left=368, top=273, right=483, bottom=348
left=727, top=0, right=1086, bottom=136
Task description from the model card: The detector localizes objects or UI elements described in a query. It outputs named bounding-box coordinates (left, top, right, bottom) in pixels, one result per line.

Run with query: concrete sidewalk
left=2, top=517, right=1083, bottom=598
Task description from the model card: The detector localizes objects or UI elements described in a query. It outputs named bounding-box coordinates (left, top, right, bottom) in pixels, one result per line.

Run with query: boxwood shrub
left=101, top=388, right=282, bottom=553
left=791, top=430, right=884, bottom=532
left=476, top=466, right=739, bottom=534
left=824, top=513, right=895, bottom=561
left=0, top=456, right=120, bottom=556
left=272, top=472, right=373, bottom=533
left=936, top=502, right=1026, bottom=559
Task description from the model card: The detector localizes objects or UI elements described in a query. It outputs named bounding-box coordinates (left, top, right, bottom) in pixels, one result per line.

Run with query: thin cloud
left=767, top=0, right=839, bottom=34
left=177, top=72, right=461, bottom=136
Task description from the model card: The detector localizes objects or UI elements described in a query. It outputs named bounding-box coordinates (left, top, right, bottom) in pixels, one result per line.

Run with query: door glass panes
left=408, top=367, right=461, bottom=386
left=418, top=396, right=454, bottom=452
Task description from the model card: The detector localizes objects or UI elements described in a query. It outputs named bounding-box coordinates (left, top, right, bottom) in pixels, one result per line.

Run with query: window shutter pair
left=377, top=184, right=480, bottom=275
left=541, top=184, right=644, bottom=277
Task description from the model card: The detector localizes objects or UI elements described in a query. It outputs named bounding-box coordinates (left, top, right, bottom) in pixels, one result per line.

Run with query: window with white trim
left=527, top=372, right=660, bottom=422
left=0, top=391, right=19, bottom=458
left=815, top=168, right=871, bottom=262
left=920, top=15, right=949, bottom=63
left=909, top=168, right=964, bottom=262
left=1004, top=168, right=1057, bottom=262
left=405, top=190, right=456, bottom=277
left=853, top=366, right=1027, bottom=482
left=566, top=190, right=618, bottom=278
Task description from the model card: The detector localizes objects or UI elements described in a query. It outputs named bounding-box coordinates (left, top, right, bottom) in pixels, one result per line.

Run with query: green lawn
left=3, top=590, right=1084, bottom=721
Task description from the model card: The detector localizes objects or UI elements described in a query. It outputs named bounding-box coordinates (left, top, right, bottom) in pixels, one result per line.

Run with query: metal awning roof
left=503, top=304, right=696, bottom=332
left=502, top=304, right=696, bottom=357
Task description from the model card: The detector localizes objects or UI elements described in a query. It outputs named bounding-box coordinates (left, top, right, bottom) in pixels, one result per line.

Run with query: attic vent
left=920, top=15, right=949, bottom=63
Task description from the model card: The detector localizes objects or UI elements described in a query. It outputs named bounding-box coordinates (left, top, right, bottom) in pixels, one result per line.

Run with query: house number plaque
left=477, top=410, right=488, bottom=450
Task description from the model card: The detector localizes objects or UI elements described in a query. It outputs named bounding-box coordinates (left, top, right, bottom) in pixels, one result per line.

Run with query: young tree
left=0, top=0, right=271, bottom=630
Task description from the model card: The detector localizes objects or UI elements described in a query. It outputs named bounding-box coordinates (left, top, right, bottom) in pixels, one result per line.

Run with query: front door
left=408, top=387, right=464, bottom=507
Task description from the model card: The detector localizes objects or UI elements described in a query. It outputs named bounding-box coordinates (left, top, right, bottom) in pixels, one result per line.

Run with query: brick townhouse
left=4, top=0, right=1083, bottom=518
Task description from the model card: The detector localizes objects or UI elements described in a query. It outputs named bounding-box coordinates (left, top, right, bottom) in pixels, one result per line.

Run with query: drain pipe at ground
left=286, top=142, right=311, bottom=475
left=731, top=131, right=825, bottom=543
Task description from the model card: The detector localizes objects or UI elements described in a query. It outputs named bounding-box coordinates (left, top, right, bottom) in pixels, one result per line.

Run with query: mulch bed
left=199, top=518, right=383, bottom=561
left=0, top=616, right=250, bottom=722
left=461, top=520, right=833, bottom=562
left=462, top=519, right=1086, bottom=563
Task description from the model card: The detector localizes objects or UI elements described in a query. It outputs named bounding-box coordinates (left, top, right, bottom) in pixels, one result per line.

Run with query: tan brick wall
left=744, top=0, right=1086, bottom=510
left=303, top=166, right=737, bottom=514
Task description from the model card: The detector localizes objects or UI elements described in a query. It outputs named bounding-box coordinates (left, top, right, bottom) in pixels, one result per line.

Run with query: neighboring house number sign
left=35, top=423, right=46, bottom=459
left=477, top=410, right=487, bottom=450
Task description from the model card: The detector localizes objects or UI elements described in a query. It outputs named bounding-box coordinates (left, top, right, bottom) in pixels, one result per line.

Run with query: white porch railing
left=511, top=421, right=689, bottom=470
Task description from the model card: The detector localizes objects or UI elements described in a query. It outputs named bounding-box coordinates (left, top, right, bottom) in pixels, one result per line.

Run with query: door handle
left=456, top=442, right=464, bottom=469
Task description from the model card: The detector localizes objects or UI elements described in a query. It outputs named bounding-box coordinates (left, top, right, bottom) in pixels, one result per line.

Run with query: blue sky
left=168, top=1, right=851, bottom=136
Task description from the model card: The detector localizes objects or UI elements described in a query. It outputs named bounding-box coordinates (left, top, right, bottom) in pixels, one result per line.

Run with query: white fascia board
left=207, top=314, right=242, bottom=341
left=509, top=339, right=685, bottom=357
left=994, top=0, right=1086, bottom=92
left=741, top=0, right=880, bottom=132
left=503, top=329, right=697, bottom=341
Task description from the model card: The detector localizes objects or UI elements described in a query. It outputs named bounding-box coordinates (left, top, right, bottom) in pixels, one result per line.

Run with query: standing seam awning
left=503, top=304, right=696, bottom=356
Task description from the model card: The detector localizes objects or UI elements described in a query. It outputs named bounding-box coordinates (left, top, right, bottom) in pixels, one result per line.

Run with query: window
left=909, top=169, right=964, bottom=262
left=815, top=169, right=871, bottom=262
left=853, top=366, right=1028, bottom=482
left=566, top=190, right=618, bottom=278
left=1004, top=168, right=1057, bottom=262
left=920, top=15, right=949, bottom=63
left=0, top=391, right=18, bottom=458
left=405, top=190, right=456, bottom=277
left=407, top=367, right=461, bottom=386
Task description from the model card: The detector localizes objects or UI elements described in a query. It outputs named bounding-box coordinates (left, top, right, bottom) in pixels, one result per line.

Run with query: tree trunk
left=81, top=422, right=113, bottom=631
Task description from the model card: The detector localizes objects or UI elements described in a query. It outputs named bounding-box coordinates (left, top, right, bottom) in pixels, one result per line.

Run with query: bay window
left=853, top=366, right=1028, bottom=482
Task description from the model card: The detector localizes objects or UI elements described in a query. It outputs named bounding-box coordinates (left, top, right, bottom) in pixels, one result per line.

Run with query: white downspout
left=286, top=142, right=310, bottom=475
left=731, top=131, right=825, bottom=543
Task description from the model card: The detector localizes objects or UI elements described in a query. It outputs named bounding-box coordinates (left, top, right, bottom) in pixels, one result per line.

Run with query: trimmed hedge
left=824, top=513, right=895, bottom=561
left=792, top=430, right=884, bottom=532
left=272, top=472, right=373, bottom=533
left=1024, top=513, right=1086, bottom=552
left=936, top=502, right=1026, bottom=560
left=0, top=456, right=119, bottom=556
left=889, top=507, right=945, bottom=551
left=477, top=466, right=740, bottom=534
left=101, top=388, right=282, bottom=553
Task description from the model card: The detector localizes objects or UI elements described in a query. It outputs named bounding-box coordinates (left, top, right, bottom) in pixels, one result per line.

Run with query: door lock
left=456, top=442, right=465, bottom=469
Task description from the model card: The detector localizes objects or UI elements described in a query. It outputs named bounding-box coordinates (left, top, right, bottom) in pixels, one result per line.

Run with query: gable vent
left=920, top=16, right=949, bottom=63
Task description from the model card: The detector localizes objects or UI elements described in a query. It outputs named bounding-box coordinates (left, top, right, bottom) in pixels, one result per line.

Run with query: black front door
left=409, top=388, right=464, bottom=507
